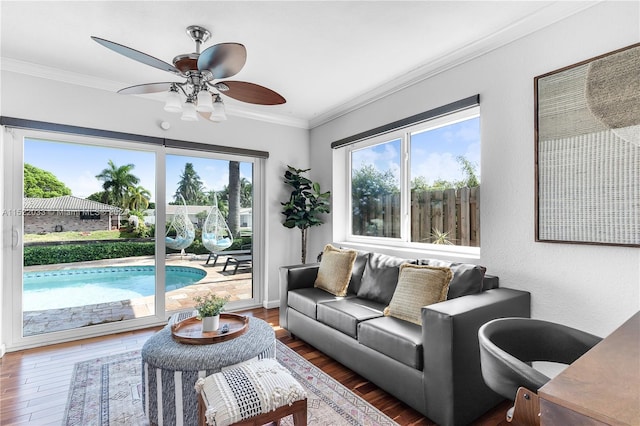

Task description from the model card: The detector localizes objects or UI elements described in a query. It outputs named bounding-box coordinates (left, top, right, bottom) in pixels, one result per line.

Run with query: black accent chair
left=478, top=317, right=602, bottom=425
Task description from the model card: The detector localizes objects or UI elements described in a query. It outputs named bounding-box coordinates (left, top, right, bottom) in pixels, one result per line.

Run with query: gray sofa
left=279, top=249, right=531, bottom=426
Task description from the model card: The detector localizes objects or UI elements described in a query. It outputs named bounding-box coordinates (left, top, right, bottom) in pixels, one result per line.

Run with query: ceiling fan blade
left=218, top=81, right=286, bottom=105
left=197, top=43, right=247, bottom=79
left=91, top=36, right=180, bottom=75
left=118, top=82, right=175, bottom=95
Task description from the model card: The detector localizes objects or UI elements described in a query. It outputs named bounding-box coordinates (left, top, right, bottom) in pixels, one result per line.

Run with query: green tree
left=351, top=164, right=399, bottom=235
left=410, top=156, right=479, bottom=191
left=220, top=177, right=252, bottom=208
left=240, top=178, right=252, bottom=208
left=411, top=176, right=430, bottom=191
left=95, top=160, right=140, bottom=209
left=23, top=163, right=71, bottom=198
left=456, top=155, right=479, bottom=188
left=352, top=164, right=399, bottom=199
left=174, top=162, right=205, bottom=204
left=281, top=166, right=330, bottom=264
left=87, top=190, right=114, bottom=205
left=126, top=185, right=152, bottom=211
left=205, top=190, right=229, bottom=217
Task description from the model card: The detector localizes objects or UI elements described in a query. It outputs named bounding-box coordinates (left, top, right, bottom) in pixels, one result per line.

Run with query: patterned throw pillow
left=314, top=244, right=357, bottom=296
left=384, top=264, right=452, bottom=325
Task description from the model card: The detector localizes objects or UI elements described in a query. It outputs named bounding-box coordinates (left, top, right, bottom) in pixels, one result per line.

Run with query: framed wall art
left=535, top=43, right=639, bottom=247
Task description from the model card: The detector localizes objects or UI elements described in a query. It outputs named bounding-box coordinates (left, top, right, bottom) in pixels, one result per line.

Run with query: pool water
left=23, top=266, right=206, bottom=310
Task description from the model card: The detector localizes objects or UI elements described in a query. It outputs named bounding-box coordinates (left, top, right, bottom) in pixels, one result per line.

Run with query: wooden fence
left=352, top=186, right=480, bottom=247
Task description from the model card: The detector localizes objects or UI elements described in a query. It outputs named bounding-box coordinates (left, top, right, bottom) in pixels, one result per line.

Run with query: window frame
left=344, top=106, right=481, bottom=256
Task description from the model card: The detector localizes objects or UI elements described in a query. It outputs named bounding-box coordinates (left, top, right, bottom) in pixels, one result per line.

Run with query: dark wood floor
left=0, top=307, right=510, bottom=425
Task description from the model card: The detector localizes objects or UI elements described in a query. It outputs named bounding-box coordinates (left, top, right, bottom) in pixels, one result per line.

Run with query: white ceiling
left=1, top=1, right=596, bottom=128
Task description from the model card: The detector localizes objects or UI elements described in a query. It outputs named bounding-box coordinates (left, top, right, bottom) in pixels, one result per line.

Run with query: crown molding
left=1, top=57, right=309, bottom=129
left=308, top=1, right=600, bottom=129
left=224, top=103, right=308, bottom=129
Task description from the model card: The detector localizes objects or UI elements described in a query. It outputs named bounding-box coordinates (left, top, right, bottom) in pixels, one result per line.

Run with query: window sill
left=336, top=240, right=481, bottom=263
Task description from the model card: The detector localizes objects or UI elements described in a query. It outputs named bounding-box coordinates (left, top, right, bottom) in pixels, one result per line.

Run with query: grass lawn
left=24, top=230, right=139, bottom=243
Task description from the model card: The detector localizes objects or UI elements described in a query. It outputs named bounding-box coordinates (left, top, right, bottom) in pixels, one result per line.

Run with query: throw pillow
left=384, top=264, right=452, bottom=325
left=314, top=244, right=357, bottom=296
left=357, top=252, right=412, bottom=305
left=423, top=259, right=486, bottom=299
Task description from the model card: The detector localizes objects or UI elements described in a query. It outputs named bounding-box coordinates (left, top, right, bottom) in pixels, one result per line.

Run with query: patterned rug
left=64, top=339, right=398, bottom=426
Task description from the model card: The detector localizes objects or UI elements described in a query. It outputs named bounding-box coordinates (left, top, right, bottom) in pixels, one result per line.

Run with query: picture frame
left=534, top=43, right=639, bottom=247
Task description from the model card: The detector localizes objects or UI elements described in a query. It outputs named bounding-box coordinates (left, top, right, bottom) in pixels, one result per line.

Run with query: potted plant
left=193, top=292, right=230, bottom=332
left=281, top=165, right=331, bottom=264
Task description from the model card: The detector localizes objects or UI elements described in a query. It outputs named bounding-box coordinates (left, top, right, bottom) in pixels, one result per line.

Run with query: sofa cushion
left=384, top=264, right=452, bottom=325
left=288, top=288, right=348, bottom=320
left=345, top=250, right=370, bottom=295
left=317, top=298, right=385, bottom=338
left=421, top=259, right=486, bottom=299
left=357, top=253, right=413, bottom=305
left=358, top=316, right=424, bottom=370
left=314, top=244, right=357, bottom=296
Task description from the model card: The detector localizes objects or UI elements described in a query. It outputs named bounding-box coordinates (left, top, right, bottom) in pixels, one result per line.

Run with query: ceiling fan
left=91, top=25, right=285, bottom=122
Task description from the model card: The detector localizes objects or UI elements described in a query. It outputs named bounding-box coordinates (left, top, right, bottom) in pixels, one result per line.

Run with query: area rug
left=64, top=339, right=398, bottom=426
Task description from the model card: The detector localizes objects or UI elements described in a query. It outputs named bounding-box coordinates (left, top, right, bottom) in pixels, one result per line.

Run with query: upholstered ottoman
left=142, top=317, right=276, bottom=426
left=196, top=358, right=307, bottom=426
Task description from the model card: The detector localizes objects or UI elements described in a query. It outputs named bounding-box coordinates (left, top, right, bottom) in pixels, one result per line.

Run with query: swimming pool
left=23, top=265, right=206, bottom=310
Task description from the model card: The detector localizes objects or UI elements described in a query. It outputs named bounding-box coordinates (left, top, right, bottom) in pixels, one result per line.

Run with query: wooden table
left=538, top=311, right=640, bottom=426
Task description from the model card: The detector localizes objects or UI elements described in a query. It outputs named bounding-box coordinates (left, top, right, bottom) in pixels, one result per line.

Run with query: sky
left=351, top=116, right=480, bottom=185
left=24, top=138, right=252, bottom=203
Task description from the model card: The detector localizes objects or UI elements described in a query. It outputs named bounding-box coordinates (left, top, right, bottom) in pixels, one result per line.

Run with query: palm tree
left=205, top=190, right=229, bottom=217
left=175, top=163, right=205, bottom=204
left=219, top=178, right=252, bottom=208
left=239, top=178, right=253, bottom=208
left=127, top=185, right=152, bottom=211
left=95, top=160, right=140, bottom=209
left=228, top=161, right=241, bottom=236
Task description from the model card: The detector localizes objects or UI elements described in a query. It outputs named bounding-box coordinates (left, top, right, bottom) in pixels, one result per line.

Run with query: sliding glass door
left=19, top=136, right=159, bottom=338
left=3, top=128, right=262, bottom=349
left=163, top=153, right=255, bottom=314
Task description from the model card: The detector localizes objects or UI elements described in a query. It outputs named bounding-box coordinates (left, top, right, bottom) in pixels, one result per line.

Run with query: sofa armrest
left=279, top=263, right=319, bottom=329
left=421, top=288, right=531, bottom=426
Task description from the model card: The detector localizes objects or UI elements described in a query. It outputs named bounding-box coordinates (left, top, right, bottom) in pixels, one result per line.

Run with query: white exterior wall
left=309, top=2, right=640, bottom=337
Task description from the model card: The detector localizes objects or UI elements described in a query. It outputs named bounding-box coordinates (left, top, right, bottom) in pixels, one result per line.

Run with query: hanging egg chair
left=202, top=192, right=233, bottom=252
left=165, top=195, right=195, bottom=251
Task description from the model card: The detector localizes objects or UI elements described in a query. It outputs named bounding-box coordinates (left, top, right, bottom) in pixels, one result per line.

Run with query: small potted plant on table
left=193, top=292, right=230, bottom=332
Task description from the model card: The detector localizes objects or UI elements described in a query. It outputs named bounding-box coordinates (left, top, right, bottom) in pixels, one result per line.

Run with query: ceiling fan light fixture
left=209, top=95, right=227, bottom=122
left=196, top=90, right=214, bottom=112
left=164, top=86, right=182, bottom=113
left=181, top=97, right=198, bottom=121
left=92, top=25, right=286, bottom=124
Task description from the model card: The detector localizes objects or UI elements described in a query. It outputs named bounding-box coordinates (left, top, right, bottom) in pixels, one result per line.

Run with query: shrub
left=24, top=241, right=155, bottom=266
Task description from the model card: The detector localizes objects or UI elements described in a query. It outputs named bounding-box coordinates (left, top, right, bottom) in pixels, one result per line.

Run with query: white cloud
left=70, top=170, right=103, bottom=198
left=412, top=152, right=463, bottom=183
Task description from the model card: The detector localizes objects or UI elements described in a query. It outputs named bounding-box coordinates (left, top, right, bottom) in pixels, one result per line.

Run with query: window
left=347, top=106, right=481, bottom=250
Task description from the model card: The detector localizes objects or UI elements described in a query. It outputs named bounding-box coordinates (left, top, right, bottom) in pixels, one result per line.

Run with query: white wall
left=310, top=1, right=640, bottom=337
left=0, top=128, right=5, bottom=356
left=0, top=71, right=309, bottom=314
